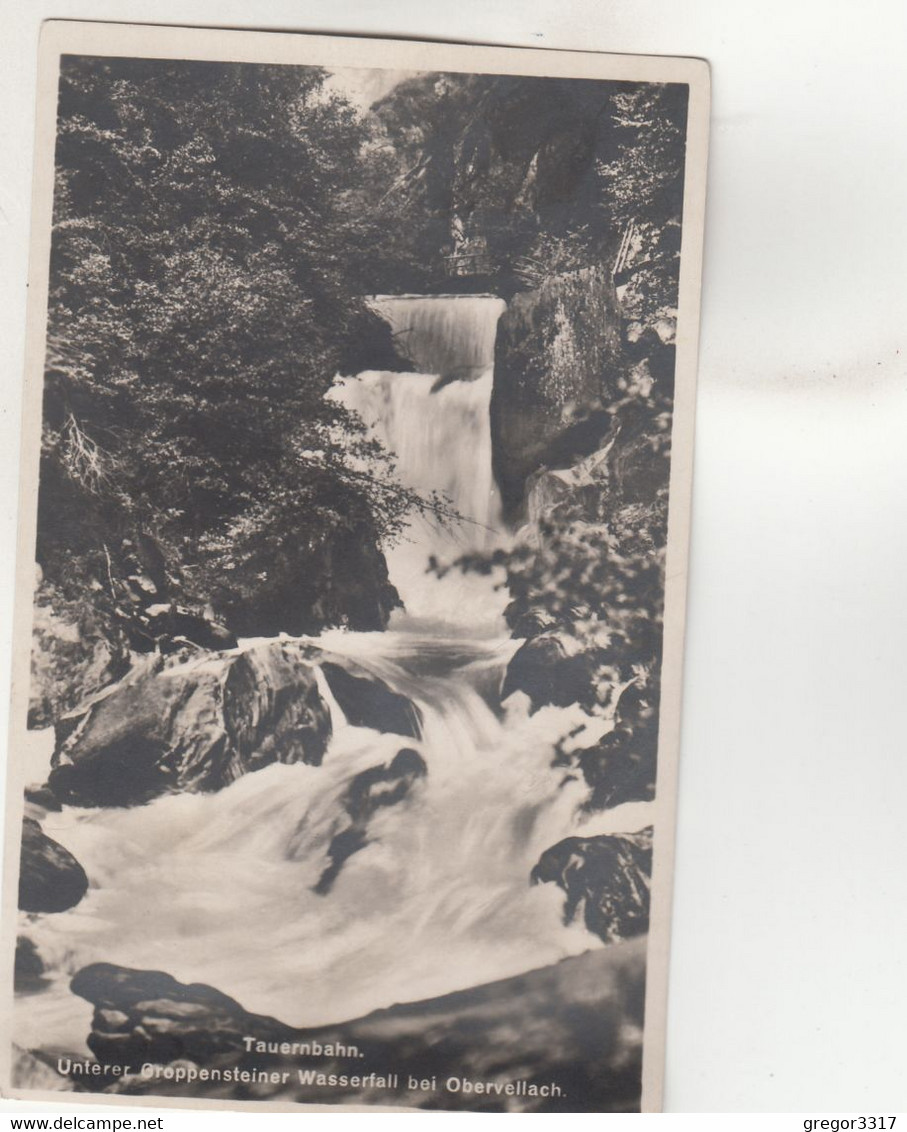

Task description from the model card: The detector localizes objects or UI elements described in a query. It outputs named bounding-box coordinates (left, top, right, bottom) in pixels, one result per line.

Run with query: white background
left=1, top=0, right=906, bottom=1116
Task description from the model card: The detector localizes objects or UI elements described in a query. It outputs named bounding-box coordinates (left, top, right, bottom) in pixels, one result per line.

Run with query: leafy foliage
left=39, top=57, right=428, bottom=640
left=599, top=84, right=688, bottom=332
left=370, top=74, right=620, bottom=290
left=370, top=75, right=687, bottom=303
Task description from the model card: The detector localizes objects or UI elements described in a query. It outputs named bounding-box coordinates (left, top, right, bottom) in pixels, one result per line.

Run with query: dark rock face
left=48, top=641, right=331, bottom=808
left=313, top=748, right=428, bottom=894
left=531, top=828, right=652, bottom=944
left=320, top=661, right=422, bottom=738
left=18, top=817, right=89, bottom=913
left=71, top=963, right=284, bottom=1069
left=223, top=518, right=400, bottom=639
left=491, top=267, right=623, bottom=515
left=576, top=681, right=659, bottom=811
left=14, top=936, right=48, bottom=993
left=68, top=940, right=646, bottom=1111
left=602, top=391, right=672, bottom=556
left=141, top=605, right=238, bottom=653
left=24, top=783, right=62, bottom=812
left=30, top=547, right=241, bottom=729
left=501, top=634, right=588, bottom=711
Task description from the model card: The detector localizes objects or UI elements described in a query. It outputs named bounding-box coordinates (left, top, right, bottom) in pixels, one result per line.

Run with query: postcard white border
left=1, top=20, right=709, bottom=1114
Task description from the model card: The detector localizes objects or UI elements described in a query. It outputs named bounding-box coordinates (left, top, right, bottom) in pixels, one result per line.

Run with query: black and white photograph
left=1, top=23, right=708, bottom=1114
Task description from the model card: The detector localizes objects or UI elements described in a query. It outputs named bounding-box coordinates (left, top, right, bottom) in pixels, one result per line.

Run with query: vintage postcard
left=1, top=21, right=708, bottom=1113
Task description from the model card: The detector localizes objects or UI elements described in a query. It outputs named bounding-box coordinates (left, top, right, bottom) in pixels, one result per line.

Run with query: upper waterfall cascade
left=333, top=294, right=509, bottom=631
left=368, top=294, right=506, bottom=385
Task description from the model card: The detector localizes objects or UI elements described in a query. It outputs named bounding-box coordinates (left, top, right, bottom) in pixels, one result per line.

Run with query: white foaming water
left=369, top=294, right=506, bottom=384
left=22, top=635, right=623, bottom=1052
left=18, top=295, right=651, bottom=1056
left=334, top=294, right=509, bottom=631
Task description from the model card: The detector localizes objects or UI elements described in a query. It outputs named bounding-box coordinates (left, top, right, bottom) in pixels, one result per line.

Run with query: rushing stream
left=18, top=295, right=651, bottom=1059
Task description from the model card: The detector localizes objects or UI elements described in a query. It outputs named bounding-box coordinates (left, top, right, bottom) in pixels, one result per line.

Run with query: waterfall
left=15, top=293, right=653, bottom=1067
left=368, top=293, right=506, bottom=385
left=332, top=294, right=509, bottom=631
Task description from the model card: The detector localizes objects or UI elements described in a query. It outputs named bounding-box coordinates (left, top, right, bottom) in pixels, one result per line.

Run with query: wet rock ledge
left=47, top=640, right=332, bottom=808
left=18, top=817, right=88, bottom=913
left=532, top=828, right=653, bottom=944
left=56, top=941, right=646, bottom=1112
left=36, top=637, right=426, bottom=810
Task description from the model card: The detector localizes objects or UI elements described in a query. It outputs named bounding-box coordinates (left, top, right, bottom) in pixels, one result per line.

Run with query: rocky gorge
left=14, top=276, right=667, bottom=1105
left=12, top=63, right=686, bottom=1110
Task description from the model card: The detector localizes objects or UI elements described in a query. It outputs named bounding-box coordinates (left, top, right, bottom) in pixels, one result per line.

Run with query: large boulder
left=14, top=935, right=48, bottom=993
left=320, top=661, right=421, bottom=738
left=576, top=680, right=659, bottom=811
left=501, top=633, right=589, bottom=711
left=312, top=748, right=428, bottom=894
left=18, top=817, right=89, bottom=913
left=491, top=266, right=623, bottom=516
left=48, top=641, right=331, bottom=807
left=531, top=829, right=652, bottom=944
left=71, top=963, right=287, bottom=1069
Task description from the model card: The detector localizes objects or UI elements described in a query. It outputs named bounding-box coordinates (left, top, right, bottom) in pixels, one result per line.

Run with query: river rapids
left=17, top=294, right=651, bottom=1056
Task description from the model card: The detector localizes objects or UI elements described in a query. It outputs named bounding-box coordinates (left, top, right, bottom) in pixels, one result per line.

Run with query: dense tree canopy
left=35, top=57, right=689, bottom=690
left=40, top=58, right=421, bottom=641
left=368, top=75, right=687, bottom=301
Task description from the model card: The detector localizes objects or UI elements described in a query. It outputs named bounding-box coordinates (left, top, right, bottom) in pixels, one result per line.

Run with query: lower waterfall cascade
left=17, top=293, right=653, bottom=1058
